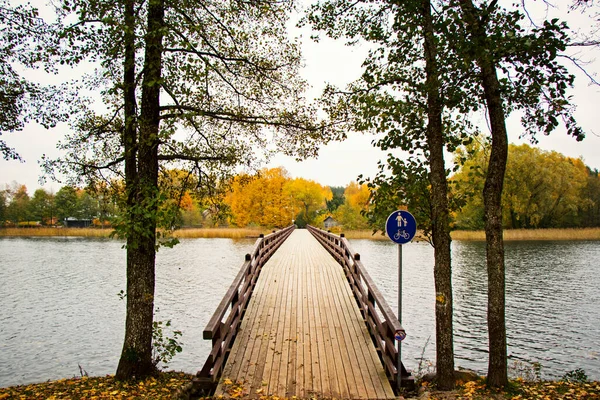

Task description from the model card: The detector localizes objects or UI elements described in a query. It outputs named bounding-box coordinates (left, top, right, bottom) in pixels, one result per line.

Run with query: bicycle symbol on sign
left=393, top=230, right=411, bottom=241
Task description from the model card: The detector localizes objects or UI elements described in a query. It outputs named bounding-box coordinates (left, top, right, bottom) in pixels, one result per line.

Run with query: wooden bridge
left=194, top=226, right=412, bottom=399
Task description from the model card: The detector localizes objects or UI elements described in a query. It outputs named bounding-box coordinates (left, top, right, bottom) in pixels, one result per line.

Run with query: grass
left=451, top=227, right=600, bottom=241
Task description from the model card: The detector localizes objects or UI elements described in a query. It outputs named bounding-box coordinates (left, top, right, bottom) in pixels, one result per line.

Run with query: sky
left=1, top=1, right=599, bottom=193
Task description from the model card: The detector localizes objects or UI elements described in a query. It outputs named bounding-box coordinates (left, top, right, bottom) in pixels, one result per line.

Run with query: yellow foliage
left=224, top=168, right=332, bottom=227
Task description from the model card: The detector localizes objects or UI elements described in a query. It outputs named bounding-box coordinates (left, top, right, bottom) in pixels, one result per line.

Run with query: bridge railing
left=195, top=224, right=295, bottom=390
left=306, top=225, right=411, bottom=387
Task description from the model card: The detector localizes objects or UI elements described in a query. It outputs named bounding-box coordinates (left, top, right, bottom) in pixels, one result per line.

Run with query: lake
left=0, top=234, right=598, bottom=387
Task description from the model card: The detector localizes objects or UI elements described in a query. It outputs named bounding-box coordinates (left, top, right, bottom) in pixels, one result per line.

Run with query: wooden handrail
left=195, top=225, right=295, bottom=390
left=306, top=225, right=412, bottom=388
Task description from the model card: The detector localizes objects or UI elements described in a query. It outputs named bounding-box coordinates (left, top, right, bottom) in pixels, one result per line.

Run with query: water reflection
left=0, top=236, right=598, bottom=387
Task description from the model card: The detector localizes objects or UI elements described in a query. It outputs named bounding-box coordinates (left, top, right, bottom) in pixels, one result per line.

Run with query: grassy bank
left=451, top=227, right=600, bottom=241
left=0, top=227, right=113, bottom=237
left=2, top=226, right=599, bottom=241
left=0, top=227, right=270, bottom=239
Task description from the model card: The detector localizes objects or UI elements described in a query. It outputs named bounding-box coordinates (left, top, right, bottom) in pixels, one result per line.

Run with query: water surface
left=0, top=235, right=598, bottom=387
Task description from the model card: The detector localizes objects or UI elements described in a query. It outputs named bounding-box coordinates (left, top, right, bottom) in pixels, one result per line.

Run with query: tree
left=225, top=168, right=297, bottom=228
left=308, top=0, right=585, bottom=388
left=453, top=143, right=591, bottom=229
left=326, top=186, right=345, bottom=213
left=77, top=189, right=99, bottom=220
left=455, top=0, right=584, bottom=386
left=306, top=0, right=463, bottom=388
left=29, top=188, right=54, bottom=224
left=285, top=177, right=332, bottom=227
left=54, top=186, right=78, bottom=222
left=0, top=0, right=66, bottom=160
left=6, top=184, right=30, bottom=223
left=332, top=182, right=370, bottom=230
left=581, top=169, right=600, bottom=227
left=0, top=189, right=6, bottom=222
left=46, top=0, right=335, bottom=380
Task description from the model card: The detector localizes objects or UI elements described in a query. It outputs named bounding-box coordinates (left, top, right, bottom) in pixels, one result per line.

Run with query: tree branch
left=558, top=54, right=600, bottom=85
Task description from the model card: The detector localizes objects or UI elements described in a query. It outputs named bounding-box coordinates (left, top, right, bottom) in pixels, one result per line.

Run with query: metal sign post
left=385, top=210, right=416, bottom=389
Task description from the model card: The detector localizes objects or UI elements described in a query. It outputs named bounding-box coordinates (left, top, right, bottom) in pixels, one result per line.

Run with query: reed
left=341, top=230, right=386, bottom=240
left=0, top=227, right=112, bottom=237
left=451, top=227, right=600, bottom=241
left=172, top=227, right=268, bottom=239
left=0, top=226, right=271, bottom=239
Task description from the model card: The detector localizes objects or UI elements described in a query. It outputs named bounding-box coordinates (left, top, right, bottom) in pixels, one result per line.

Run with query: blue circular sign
left=385, top=210, right=417, bottom=244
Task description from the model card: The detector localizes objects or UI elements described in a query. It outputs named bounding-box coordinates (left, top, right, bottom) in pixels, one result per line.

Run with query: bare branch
left=158, top=154, right=226, bottom=162
left=569, top=40, right=600, bottom=47
left=558, top=54, right=600, bottom=85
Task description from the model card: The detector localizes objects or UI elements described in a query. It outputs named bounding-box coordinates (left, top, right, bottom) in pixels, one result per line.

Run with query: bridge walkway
left=214, top=229, right=396, bottom=399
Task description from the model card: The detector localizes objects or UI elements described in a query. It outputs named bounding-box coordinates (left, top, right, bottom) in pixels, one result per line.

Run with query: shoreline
left=1, top=226, right=599, bottom=241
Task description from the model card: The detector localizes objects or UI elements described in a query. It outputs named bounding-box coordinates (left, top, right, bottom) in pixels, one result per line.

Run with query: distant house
left=64, top=217, right=93, bottom=228
left=323, top=216, right=338, bottom=229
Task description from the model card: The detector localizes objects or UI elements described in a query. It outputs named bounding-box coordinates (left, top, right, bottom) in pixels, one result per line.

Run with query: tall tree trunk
left=458, top=0, right=509, bottom=387
left=421, top=0, right=455, bottom=390
left=116, top=0, right=164, bottom=380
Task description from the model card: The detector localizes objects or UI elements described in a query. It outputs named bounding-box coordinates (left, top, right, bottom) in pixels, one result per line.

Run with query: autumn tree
left=43, top=0, right=336, bottom=379
left=5, top=184, right=31, bottom=223
left=453, top=142, right=591, bottom=229
left=225, top=167, right=296, bottom=228
left=284, top=177, right=332, bottom=227
left=332, top=182, right=370, bottom=230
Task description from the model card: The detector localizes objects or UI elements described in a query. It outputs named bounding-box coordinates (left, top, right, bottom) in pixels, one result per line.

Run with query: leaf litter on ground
left=0, top=371, right=193, bottom=399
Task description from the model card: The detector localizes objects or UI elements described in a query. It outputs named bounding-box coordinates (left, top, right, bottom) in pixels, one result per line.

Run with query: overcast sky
left=1, top=1, right=599, bottom=192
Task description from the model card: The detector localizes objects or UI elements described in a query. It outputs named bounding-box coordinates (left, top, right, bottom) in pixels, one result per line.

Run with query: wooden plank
left=306, top=238, right=325, bottom=398
left=270, top=244, right=293, bottom=396
left=244, top=250, right=282, bottom=394
left=319, top=250, right=367, bottom=398
left=309, top=244, right=343, bottom=398
left=216, top=248, right=279, bottom=394
left=261, top=249, right=288, bottom=396
left=326, top=250, right=394, bottom=399
left=296, top=233, right=319, bottom=397
left=285, top=236, right=299, bottom=397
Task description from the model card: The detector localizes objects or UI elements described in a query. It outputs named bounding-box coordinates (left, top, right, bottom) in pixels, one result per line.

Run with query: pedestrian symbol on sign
left=397, top=214, right=407, bottom=227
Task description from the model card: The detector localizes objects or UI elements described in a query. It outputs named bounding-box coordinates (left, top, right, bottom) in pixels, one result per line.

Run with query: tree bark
left=421, top=0, right=455, bottom=390
left=457, top=0, right=509, bottom=388
left=116, top=0, right=164, bottom=380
